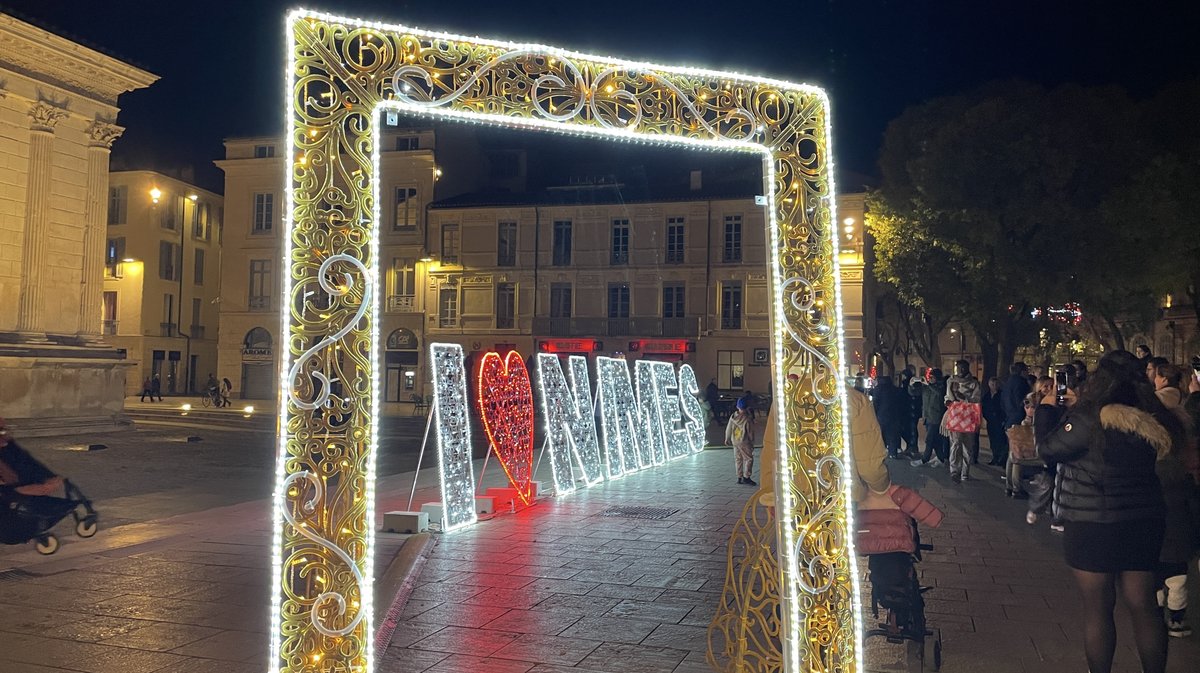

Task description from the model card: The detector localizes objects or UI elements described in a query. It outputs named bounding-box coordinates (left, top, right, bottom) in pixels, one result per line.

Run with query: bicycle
left=200, top=389, right=222, bottom=408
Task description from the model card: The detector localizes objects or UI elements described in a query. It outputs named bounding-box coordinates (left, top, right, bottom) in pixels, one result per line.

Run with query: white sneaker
left=910, top=459, right=926, bottom=467
left=928, top=458, right=943, bottom=468
left=1026, top=511, right=1038, bottom=525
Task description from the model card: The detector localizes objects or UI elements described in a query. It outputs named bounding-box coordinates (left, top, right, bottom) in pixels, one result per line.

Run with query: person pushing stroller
left=0, top=418, right=99, bottom=555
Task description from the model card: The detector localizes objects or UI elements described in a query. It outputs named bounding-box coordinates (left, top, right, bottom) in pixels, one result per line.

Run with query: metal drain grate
left=0, top=569, right=38, bottom=584
left=599, top=506, right=680, bottom=520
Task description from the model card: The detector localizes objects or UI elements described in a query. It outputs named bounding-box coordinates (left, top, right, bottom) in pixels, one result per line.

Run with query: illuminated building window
left=496, top=282, right=516, bottom=329
left=608, top=283, right=630, bottom=318
left=723, top=214, right=743, bottom=262
left=718, top=349, right=745, bottom=389
left=193, top=201, right=211, bottom=240
left=439, top=287, right=459, bottom=327
left=162, top=293, right=175, bottom=334
left=253, top=144, right=275, bottom=158
left=107, top=186, right=127, bottom=225
left=102, top=292, right=117, bottom=335
left=552, top=220, right=572, bottom=266
left=665, top=217, right=685, bottom=263
left=194, top=249, right=205, bottom=285
left=394, top=187, right=418, bottom=230
left=253, top=193, right=274, bottom=233
left=249, top=259, right=271, bottom=311
left=663, top=283, right=686, bottom=319
left=441, top=224, right=460, bottom=264
left=390, top=258, right=415, bottom=299
left=104, top=237, right=125, bottom=277
left=550, top=283, right=572, bottom=318
left=720, top=281, right=743, bottom=329
left=497, top=221, right=517, bottom=266
left=159, top=241, right=179, bottom=281
left=160, top=193, right=178, bottom=231
left=611, top=219, right=630, bottom=265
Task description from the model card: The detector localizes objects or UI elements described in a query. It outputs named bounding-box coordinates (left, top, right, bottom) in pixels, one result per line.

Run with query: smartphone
left=1055, top=367, right=1073, bottom=406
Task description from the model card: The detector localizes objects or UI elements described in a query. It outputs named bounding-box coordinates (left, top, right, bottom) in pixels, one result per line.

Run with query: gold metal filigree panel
left=273, top=9, right=855, bottom=673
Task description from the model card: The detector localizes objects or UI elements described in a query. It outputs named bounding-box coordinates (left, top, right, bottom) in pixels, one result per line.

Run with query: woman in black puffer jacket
left=1035, top=350, right=1185, bottom=673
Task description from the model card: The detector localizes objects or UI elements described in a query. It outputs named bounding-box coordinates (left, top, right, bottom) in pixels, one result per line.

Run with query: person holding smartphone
left=1035, top=350, right=1186, bottom=673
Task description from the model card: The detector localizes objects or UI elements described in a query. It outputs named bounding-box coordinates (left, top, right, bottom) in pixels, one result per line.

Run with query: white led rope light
left=429, top=343, right=479, bottom=532
left=535, top=354, right=605, bottom=494
left=677, top=364, right=707, bottom=454
left=275, top=9, right=855, bottom=673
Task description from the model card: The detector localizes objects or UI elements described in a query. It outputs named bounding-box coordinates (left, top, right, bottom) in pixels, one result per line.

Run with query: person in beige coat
left=758, top=386, right=893, bottom=511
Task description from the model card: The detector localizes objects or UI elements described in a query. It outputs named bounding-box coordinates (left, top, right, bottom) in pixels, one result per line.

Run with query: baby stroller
left=1, top=434, right=98, bottom=555
left=858, top=507, right=943, bottom=672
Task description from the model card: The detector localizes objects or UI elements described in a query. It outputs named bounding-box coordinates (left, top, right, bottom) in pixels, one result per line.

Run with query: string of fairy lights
left=276, top=7, right=851, bottom=673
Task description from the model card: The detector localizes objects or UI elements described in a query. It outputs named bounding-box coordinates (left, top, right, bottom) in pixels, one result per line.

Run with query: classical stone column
left=16, top=101, right=69, bottom=339
left=78, top=120, right=125, bottom=340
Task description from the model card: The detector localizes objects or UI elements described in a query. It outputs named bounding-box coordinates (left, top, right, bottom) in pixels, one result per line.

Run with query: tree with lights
left=867, top=81, right=1171, bottom=379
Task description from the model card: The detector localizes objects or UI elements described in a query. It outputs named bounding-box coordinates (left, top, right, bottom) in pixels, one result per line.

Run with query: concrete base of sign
left=381, top=511, right=429, bottom=534
left=474, top=496, right=495, bottom=515
left=419, top=502, right=444, bottom=527
left=485, top=487, right=522, bottom=510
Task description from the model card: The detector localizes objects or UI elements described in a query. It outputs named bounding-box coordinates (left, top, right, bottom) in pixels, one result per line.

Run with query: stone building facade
left=0, top=12, right=157, bottom=434
left=215, top=126, right=869, bottom=413
left=103, top=171, right=223, bottom=396
left=214, top=130, right=438, bottom=401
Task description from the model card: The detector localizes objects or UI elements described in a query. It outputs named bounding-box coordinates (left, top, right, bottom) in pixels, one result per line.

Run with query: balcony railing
left=248, top=296, right=270, bottom=311
left=190, top=325, right=206, bottom=339
left=533, top=317, right=699, bottom=338
left=610, top=251, right=629, bottom=265
left=387, top=295, right=415, bottom=312
left=101, top=319, right=118, bottom=336
left=160, top=322, right=176, bottom=337
left=607, top=317, right=632, bottom=335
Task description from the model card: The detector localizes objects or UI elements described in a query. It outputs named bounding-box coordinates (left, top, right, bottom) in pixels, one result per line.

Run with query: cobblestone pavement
left=2, top=416, right=1197, bottom=673
left=383, top=437, right=1200, bottom=673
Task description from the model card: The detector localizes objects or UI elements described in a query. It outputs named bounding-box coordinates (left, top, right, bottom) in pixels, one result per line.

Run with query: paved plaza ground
left=1, top=418, right=1198, bottom=672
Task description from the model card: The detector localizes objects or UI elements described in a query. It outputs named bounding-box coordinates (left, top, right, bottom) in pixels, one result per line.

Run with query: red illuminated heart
left=476, top=351, right=535, bottom=506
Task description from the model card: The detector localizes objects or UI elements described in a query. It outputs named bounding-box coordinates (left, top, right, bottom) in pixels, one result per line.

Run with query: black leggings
left=1071, top=568, right=1166, bottom=673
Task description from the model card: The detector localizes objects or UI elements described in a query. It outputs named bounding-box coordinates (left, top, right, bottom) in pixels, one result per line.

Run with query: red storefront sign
left=538, top=339, right=602, bottom=353
left=627, top=339, right=695, bottom=354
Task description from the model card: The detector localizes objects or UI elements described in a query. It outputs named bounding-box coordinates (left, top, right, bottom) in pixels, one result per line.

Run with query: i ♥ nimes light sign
left=430, top=344, right=708, bottom=532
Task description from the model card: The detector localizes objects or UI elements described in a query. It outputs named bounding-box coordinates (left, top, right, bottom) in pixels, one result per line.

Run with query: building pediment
left=0, top=14, right=158, bottom=105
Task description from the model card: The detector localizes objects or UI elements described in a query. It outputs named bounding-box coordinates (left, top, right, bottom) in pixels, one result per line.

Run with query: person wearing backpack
left=726, top=397, right=756, bottom=486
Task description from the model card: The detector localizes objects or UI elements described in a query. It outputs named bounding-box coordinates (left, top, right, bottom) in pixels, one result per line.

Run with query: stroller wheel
left=905, top=637, right=924, bottom=673
left=36, top=534, right=59, bottom=555
left=76, top=516, right=98, bottom=538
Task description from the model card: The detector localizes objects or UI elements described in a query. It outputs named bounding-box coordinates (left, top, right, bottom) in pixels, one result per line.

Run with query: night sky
left=3, top=0, right=1194, bottom=192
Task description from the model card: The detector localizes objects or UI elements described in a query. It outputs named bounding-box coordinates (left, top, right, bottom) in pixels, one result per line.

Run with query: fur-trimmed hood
left=1100, top=404, right=1173, bottom=459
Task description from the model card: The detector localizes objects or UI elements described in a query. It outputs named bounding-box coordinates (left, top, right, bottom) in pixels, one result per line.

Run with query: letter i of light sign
left=274, top=8, right=854, bottom=673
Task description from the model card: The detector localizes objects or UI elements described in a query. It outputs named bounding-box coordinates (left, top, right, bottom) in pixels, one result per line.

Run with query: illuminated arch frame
left=273, top=8, right=858, bottom=673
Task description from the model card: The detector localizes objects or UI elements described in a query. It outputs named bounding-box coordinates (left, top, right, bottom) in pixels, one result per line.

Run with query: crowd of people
left=866, top=347, right=1200, bottom=673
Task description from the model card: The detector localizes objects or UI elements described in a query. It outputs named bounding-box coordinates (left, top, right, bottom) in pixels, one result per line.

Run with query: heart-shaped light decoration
left=476, top=350, right=535, bottom=506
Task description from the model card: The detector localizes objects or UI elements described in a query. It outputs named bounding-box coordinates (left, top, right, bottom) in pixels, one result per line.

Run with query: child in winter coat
left=726, top=398, right=756, bottom=486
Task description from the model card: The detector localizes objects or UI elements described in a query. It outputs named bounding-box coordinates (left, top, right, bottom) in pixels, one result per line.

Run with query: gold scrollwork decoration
left=276, top=10, right=852, bottom=673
